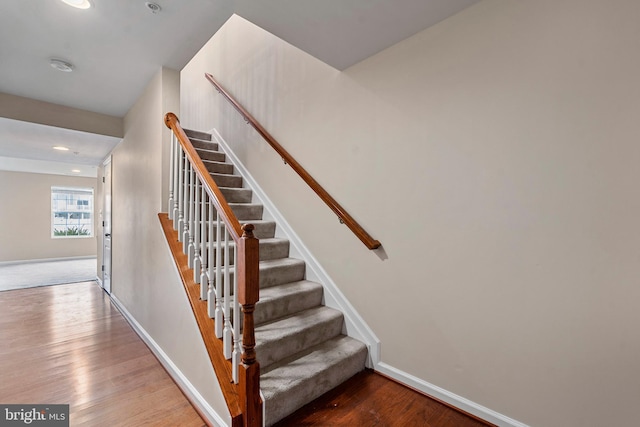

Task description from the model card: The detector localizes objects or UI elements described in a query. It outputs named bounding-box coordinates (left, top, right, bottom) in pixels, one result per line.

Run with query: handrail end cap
left=164, top=112, right=179, bottom=128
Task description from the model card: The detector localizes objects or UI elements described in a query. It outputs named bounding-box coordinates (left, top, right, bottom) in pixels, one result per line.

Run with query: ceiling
left=0, top=0, right=479, bottom=176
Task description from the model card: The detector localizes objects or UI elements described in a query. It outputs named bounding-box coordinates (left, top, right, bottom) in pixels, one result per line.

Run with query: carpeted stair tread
left=255, top=280, right=323, bottom=325
left=261, top=335, right=368, bottom=426
left=190, top=139, right=219, bottom=151
left=184, top=129, right=211, bottom=141
left=255, top=306, right=344, bottom=369
left=219, top=187, right=252, bottom=203
left=189, top=138, right=220, bottom=151
left=193, top=218, right=276, bottom=239
left=258, top=257, right=305, bottom=288
left=212, top=257, right=305, bottom=289
left=211, top=172, right=242, bottom=188
left=241, top=219, right=275, bottom=239
left=196, top=148, right=226, bottom=162
left=202, top=159, right=233, bottom=174
left=207, top=237, right=290, bottom=264
left=229, top=202, right=262, bottom=220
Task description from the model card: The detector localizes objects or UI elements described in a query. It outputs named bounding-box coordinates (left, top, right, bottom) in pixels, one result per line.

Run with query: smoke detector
left=145, top=2, right=161, bottom=13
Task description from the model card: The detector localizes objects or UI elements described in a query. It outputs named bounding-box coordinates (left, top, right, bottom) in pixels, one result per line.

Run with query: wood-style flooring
left=274, top=370, right=494, bottom=427
left=0, top=281, right=205, bottom=426
left=0, top=280, right=494, bottom=427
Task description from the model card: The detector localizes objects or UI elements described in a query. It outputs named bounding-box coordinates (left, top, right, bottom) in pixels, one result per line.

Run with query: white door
left=102, top=157, right=112, bottom=294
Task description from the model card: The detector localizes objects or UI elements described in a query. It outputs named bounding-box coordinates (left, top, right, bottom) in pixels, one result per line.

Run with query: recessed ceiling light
left=50, top=59, right=74, bottom=72
left=53, top=146, right=70, bottom=151
left=71, top=169, right=82, bottom=173
left=60, top=0, right=91, bottom=9
left=145, top=2, right=161, bottom=14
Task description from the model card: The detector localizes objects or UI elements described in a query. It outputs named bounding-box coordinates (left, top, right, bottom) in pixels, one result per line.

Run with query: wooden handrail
left=204, top=73, right=382, bottom=250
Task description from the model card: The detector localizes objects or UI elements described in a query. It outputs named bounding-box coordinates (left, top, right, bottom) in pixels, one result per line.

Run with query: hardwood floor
left=274, top=370, right=495, bottom=427
left=0, top=280, right=494, bottom=427
left=0, top=281, right=205, bottom=426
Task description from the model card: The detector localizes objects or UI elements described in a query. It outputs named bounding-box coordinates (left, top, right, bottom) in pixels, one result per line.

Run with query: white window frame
left=51, top=186, right=95, bottom=239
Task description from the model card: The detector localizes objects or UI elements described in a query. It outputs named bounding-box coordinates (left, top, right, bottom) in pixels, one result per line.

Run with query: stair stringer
left=211, top=128, right=380, bottom=368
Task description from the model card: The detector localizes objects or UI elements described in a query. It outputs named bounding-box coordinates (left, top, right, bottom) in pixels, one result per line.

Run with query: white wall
left=109, top=67, right=230, bottom=425
left=180, top=2, right=640, bottom=426
left=0, top=170, right=97, bottom=262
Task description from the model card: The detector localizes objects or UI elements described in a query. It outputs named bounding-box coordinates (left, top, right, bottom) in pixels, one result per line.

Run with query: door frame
left=102, top=156, right=112, bottom=294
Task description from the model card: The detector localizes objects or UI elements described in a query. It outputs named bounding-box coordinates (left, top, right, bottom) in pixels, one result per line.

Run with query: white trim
left=375, top=362, right=529, bottom=427
left=110, top=294, right=228, bottom=427
left=0, top=255, right=96, bottom=266
left=211, top=129, right=381, bottom=367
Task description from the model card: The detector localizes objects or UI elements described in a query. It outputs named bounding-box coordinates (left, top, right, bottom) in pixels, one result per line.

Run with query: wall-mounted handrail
left=204, top=73, right=382, bottom=250
left=164, top=112, right=262, bottom=427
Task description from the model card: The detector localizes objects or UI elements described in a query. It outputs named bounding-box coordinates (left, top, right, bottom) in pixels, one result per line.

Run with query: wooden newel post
left=237, top=224, right=262, bottom=427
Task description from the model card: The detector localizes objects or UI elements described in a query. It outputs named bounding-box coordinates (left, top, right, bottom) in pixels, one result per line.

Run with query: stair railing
left=205, top=73, right=382, bottom=250
left=165, top=112, right=262, bottom=427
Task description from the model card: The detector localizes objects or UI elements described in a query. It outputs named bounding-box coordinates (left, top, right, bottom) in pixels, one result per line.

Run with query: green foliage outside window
left=54, top=226, right=91, bottom=236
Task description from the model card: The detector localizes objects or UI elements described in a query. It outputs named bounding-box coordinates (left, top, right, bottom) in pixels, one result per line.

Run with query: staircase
left=183, top=128, right=368, bottom=426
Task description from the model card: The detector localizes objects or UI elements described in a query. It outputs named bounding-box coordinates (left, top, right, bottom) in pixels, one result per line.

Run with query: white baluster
left=214, top=211, right=223, bottom=338
left=168, top=133, right=174, bottom=219
left=172, top=134, right=180, bottom=225
left=200, top=185, right=208, bottom=299
left=187, top=164, right=195, bottom=264
left=176, top=147, right=184, bottom=234
left=223, top=225, right=232, bottom=359
left=232, top=242, right=240, bottom=383
left=193, top=177, right=201, bottom=284
left=207, top=199, right=215, bottom=318
left=181, top=155, right=190, bottom=246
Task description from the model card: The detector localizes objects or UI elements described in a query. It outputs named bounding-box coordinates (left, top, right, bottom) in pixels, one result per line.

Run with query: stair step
left=196, top=219, right=276, bottom=239
left=184, top=129, right=211, bottom=141
left=242, top=219, right=275, bottom=239
left=211, top=172, right=242, bottom=188
left=229, top=202, right=262, bottom=220
left=255, top=306, right=343, bottom=369
left=190, top=138, right=219, bottom=151
left=202, top=159, right=234, bottom=174
left=219, top=187, right=252, bottom=203
left=197, top=148, right=226, bottom=162
left=259, top=258, right=305, bottom=288
left=261, top=335, right=368, bottom=426
left=255, top=280, right=323, bottom=325
left=212, top=257, right=305, bottom=290
left=208, top=238, right=290, bottom=265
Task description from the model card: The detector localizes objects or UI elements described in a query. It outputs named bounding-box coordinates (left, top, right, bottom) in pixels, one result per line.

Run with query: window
left=51, top=187, right=94, bottom=238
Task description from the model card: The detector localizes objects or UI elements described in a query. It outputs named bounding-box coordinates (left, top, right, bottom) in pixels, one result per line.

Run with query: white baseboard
left=375, top=362, right=528, bottom=427
left=211, top=128, right=381, bottom=367
left=0, top=255, right=96, bottom=266
left=110, top=294, right=228, bottom=427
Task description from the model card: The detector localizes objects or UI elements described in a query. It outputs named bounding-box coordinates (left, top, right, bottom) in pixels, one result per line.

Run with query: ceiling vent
left=49, top=59, right=74, bottom=72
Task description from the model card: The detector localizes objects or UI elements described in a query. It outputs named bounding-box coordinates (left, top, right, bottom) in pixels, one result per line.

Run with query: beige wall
left=108, top=68, right=230, bottom=425
left=0, top=170, right=97, bottom=262
left=180, top=2, right=640, bottom=426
